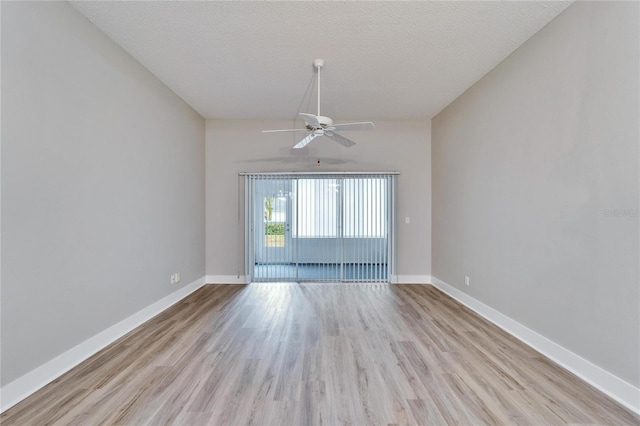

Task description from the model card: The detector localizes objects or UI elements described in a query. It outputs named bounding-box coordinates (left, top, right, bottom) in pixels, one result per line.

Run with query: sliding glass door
left=245, top=173, right=396, bottom=283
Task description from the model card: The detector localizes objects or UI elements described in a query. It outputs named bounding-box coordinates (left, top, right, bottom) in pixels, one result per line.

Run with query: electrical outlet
left=465, top=275, right=470, bottom=286
left=170, top=274, right=175, bottom=284
left=175, top=272, right=181, bottom=283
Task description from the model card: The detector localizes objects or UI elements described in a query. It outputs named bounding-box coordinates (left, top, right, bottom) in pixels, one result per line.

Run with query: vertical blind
left=243, top=172, right=397, bottom=283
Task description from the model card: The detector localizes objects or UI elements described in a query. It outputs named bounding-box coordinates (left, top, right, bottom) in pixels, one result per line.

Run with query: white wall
left=206, top=120, right=431, bottom=280
left=1, top=1, right=205, bottom=386
left=432, top=0, right=639, bottom=389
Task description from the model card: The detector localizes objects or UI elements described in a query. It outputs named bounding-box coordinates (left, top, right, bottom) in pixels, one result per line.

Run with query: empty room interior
left=1, top=1, right=639, bottom=425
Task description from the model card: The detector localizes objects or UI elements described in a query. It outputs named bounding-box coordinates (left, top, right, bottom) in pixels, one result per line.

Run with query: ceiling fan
left=262, top=59, right=375, bottom=149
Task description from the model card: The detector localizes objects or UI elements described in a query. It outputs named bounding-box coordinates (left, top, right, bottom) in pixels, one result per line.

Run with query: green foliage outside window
left=265, top=223, right=285, bottom=235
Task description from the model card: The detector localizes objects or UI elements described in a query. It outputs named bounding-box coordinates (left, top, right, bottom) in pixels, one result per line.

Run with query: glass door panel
left=253, top=179, right=294, bottom=281
left=249, top=174, right=393, bottom=283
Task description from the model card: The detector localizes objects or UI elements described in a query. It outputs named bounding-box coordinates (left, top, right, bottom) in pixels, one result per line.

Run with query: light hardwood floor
left=2, top=284, right=638, bottom=425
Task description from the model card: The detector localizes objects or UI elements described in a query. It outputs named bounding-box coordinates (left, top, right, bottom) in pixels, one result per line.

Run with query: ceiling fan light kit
left=262, top=59, right=375, bottom=149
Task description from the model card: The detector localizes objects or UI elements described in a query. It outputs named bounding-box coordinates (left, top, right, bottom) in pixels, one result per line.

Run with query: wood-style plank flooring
left=2, top=283, right=638, bottom=425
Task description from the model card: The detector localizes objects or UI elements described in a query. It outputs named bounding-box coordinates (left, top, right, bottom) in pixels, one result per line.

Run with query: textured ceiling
left=70, top=1, right=572, bottom=121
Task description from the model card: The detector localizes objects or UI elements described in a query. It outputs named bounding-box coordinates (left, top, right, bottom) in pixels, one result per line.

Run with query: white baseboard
left=392, top=274, right=432, bottom=284
left=430, top=276, right=640, bottom=415
left=206, top=275, right=249, bottom=284
left=209, top=274, right=428, bottom=285
left=0, top=276, right=207, bottom=413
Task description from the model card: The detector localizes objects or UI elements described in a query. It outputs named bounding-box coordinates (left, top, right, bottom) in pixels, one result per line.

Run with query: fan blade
left=299, top=113, right=319, bottom=127
left=262, top=128, right=308, bottom=133
left=325, top=131, right=356, bottom=148
left=293, top=132, right=319, bottom=149
left=327, top=122, right=375, bottom=132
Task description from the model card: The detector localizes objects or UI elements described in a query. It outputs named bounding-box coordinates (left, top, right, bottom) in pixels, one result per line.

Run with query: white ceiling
left=70, top=1, right=572, bottom=121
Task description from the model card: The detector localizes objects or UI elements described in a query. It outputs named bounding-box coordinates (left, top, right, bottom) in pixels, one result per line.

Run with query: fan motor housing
left=317, top=116, right=333, bottom=127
